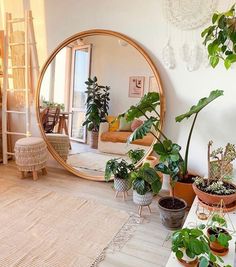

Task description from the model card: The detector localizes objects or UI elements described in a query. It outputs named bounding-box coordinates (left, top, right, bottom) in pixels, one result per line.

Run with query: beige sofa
left=98, top=122, right=154, bottom=155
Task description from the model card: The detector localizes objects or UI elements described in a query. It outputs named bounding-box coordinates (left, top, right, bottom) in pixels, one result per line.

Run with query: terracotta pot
left=192, top=183, right=236, bottom=206
left=158, top=196, right=187, bottom=230
left=90, top=131, right=98, bottom=149
left=197, top=261, right=219, bottom=267
left=143, top=156, right=158, bottom=168
left=172, top=180, right=196, bottom=207
left=207, top=227, right=229, bottom=256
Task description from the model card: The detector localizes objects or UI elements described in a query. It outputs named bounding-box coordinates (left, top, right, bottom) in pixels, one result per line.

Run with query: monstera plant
left=202, top=4, right=236, bottom=69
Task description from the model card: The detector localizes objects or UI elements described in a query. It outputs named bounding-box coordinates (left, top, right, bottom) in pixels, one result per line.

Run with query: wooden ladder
left=2, top=10, right=39, bottom=164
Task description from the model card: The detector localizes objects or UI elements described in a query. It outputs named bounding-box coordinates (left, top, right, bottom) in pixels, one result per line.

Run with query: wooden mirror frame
left=35, top=29, right=166, bottom=181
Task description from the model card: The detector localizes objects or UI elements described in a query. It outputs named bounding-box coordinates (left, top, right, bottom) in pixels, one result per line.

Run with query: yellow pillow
left=106, top=115, right=119, bottom=132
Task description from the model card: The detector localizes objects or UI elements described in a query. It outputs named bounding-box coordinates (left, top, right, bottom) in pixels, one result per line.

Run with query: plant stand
left=138, top=204, right=151, bottom=216
left=115, top=191, right=128, bottom=200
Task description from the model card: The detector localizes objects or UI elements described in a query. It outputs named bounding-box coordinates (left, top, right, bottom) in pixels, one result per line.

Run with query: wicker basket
left=209, top=160, right=233, bottom=179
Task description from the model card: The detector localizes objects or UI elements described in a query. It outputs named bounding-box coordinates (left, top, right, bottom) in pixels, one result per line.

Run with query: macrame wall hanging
left=162, top=0, right=218, bottom=71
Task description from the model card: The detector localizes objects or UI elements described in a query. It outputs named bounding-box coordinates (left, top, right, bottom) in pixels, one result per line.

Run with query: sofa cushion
left=100, top=131, right=154, bottom=146
left=118, top=116, right=132, bottom=131
left=131, top=119, right=143, bottom=131
left=106, top=115, right=119, bottom=132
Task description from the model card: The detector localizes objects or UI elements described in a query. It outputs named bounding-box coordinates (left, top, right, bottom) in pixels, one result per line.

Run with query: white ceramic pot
left=133, top=190, right=153, bottom=206
left=114, top=177, right=130, bottom=192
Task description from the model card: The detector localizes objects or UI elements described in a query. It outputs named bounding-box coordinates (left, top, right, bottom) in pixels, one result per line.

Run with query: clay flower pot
left=157, top=196, right=187, bottom=230
left=193, top=182, right=236, bottom=206
left=207, top=227, right=230, bottom=256
left=178, top=255, right=198, bottom=267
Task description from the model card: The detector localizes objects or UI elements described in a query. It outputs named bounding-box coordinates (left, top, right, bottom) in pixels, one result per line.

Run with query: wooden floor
left=0, top=163, right=172, bottom=267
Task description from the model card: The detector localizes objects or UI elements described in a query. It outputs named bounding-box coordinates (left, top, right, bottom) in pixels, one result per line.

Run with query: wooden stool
left=46, top=133, right=70, bottom=161
left=14, top=137, right=48, bottom=180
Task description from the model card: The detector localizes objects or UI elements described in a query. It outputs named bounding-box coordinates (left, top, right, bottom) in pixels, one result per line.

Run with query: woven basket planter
left=46, top=133, right=70, bottom=161
left=133, top=190, right=153, bottom=206
left=14, top=137, right=48, bottom=172
left=114, top=177, right=130, bottom=192
left=209, top=160, right=233, bottom=179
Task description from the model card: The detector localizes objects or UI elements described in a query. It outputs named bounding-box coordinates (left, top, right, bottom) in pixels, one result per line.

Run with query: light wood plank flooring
left=0, top=163, right=172, bottom=267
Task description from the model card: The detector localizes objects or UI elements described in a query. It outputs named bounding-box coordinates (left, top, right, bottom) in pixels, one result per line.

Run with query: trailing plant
left=127, top=149, right=145, bottom=164
left=129, top=163, right=162, bottom=195
left=207, top=214, right=232, bottom=249
left=208, top=141, right=236, bottom=180
left=105, top=158, right=134, bottom=181
left=119, top=90, right=223, bottom=185
left=201, top=4, right=236, bottom=69
left=83, top=76, right=110, bottom=132
left=172, top=226, right=230, bottom=267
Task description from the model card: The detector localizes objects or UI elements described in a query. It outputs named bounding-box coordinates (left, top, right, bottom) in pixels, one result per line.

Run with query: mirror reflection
left=39, top=34, right=161, bottom=177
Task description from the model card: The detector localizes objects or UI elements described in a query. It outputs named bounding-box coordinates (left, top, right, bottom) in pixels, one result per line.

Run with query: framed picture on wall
left=129, top=76, right=145, bottom=98
left=148, top=76, right=159, bottom=92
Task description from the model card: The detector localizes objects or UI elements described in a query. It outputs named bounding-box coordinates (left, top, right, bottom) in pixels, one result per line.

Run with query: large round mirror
left=36, top=29, right=165, bottom=181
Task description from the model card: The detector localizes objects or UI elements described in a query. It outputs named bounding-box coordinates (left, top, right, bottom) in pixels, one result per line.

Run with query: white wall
left=1, top=0, right=236, bottom=174
left=85, top=35, right=153, bottom=115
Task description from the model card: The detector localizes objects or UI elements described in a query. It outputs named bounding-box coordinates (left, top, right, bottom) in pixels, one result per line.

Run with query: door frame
left=68, top=44, right=92, bottom=143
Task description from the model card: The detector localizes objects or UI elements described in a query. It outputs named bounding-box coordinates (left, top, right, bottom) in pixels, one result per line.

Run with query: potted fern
left=105, top=158, right=134, bottom=198
left=83, top=76, right=110, bottom=148
left=129, top=163, right=162, bottom=214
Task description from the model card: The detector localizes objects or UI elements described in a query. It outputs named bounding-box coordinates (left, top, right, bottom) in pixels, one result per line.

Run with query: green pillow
left=118, top=116, right=132, bottom=131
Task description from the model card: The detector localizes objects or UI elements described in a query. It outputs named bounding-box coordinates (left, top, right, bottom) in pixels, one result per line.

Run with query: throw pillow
left=106, top=115, right=119, bottom=132
left=131, top=119, right=143, bottom=131
left=118, top=116, right=132, bottom=131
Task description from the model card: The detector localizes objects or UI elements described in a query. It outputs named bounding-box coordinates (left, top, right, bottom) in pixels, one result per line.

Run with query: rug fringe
left=91, top=213, right=142, bottom=267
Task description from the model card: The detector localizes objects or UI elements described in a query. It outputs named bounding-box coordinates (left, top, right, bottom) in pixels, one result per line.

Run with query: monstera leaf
left=127, top=117, right=157, bottom=144
left=176, top=90, right=223, bottom=122
left=124, top=92, right=160, bottom=122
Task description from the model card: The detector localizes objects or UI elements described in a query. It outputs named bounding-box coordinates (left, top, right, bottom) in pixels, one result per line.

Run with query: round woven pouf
left=45, top=133, right=70, bottom=161
left=14, top=137, right=48, bottom=180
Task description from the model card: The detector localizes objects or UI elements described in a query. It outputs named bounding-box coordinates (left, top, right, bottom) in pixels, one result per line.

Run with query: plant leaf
left=175, top=90, right=224, bottom=122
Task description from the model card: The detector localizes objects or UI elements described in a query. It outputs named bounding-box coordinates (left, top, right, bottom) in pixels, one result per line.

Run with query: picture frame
left=129, top=76, right=145, bottom=98
left=148, top=76, right=159, bottom=92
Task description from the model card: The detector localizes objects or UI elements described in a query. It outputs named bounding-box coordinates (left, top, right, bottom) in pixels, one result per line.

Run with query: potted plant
left=201, top=4, right=236, bottom=69
left=119, top=90, right=223, bottom=207
left=83, top=76, right=110, bottom=148
left=171, top=225, right=228, bottom=267
left=105, top=158, right=134, bottom=199
left=127, top=148, right=145, bottom=164
left=129, top=163, right=162, bottom=215
left=193, top=142, right=236, bottom=207
left=207, top=214, right=232, bottom=256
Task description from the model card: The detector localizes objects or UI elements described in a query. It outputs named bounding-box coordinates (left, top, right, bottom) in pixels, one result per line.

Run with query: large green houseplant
left=83, top=76, right=110, bottom=148
left=202, top=4, right=236, bottom=69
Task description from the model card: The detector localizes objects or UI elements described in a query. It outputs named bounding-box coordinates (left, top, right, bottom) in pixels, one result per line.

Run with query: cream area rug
left=0, top=179, right=132, bottom=267
left=67, top=151, right=129, bottom=172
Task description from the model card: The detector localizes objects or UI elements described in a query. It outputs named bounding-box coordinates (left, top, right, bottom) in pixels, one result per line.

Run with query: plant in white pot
left=129, top=163, right=162, bottom=216
left=171, top=225, right=228, bottom=267
left=83, top=76, right=110, bottom=149
left=105, top=158, right=134, bottom=199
